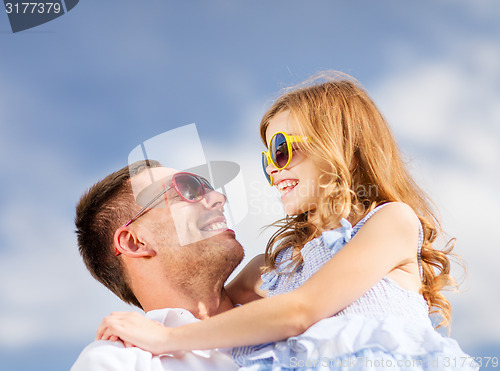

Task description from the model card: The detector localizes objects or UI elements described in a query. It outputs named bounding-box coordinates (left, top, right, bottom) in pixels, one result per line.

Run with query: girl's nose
left=266, top=161, right=280, bottom=177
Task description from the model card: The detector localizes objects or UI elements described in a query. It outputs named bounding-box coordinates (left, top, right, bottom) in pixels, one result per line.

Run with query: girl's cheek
left=289, top=151, right=305, bottom=166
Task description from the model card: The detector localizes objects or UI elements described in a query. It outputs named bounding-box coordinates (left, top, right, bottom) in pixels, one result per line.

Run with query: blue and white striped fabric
left=232, top=203, right=477, bottom=370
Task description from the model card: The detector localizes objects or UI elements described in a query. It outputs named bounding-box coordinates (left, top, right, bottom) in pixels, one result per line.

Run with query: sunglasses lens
left=261, top=152, right=272, bottom=184
left=198, top=177, right=215, bottom=191
left=271, top=133, right=289, bottom=168
left=174, top=173, right=205, bottom=201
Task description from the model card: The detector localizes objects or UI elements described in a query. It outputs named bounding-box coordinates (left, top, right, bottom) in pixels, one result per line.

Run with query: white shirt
left=71, top=308, right=238, bottom=371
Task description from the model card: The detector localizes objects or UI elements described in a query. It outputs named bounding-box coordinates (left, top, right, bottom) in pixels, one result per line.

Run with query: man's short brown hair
left=75, top=160, right=161, bottom=309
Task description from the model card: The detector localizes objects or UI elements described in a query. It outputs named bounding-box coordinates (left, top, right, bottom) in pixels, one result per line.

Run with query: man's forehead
left=131, top=167, right=178, bottom=194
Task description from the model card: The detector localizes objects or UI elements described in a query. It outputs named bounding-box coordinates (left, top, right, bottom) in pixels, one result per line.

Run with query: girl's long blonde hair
left=260, top=71, right=457, bottom=328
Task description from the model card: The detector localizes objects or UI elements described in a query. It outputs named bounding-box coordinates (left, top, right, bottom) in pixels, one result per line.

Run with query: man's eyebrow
left=134, top=177, right=170, bottom=203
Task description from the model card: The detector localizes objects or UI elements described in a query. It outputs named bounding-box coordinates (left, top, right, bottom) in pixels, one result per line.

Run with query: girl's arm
left=225, top=253, right=267, bottom=305
left=97, top=202, right=420, bottom=355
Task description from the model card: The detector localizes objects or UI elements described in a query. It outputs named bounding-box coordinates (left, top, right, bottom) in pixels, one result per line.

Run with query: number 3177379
left=5, top=2, right=62, bottom=14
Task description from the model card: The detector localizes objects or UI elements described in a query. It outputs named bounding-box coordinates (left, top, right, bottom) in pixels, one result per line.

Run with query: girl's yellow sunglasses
left=261, top=131, right=310, bottom=185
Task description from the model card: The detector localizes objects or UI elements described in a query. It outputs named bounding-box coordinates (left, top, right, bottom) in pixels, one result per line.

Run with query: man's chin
left=175, top=229, right=228, bottom=246
left=179, top=228, right=242, bottom=254
left=193, top=228, right=236, bottom=243
left=189, top=230, right=244, bottom=284
left=211, top=230, right=244, bottom=270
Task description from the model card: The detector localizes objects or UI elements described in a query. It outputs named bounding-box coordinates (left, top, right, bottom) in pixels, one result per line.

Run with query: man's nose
left=200, top=189, right=226, bottom=209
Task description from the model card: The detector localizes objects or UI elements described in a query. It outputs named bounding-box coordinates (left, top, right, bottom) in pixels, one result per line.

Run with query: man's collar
left=146, top=307, right=199, bottom=327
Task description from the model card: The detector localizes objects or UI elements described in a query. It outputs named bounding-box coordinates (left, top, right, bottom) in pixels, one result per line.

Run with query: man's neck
left=139, top=283, right=234, bottom=319
left=192, top=288, right=234, bottom=320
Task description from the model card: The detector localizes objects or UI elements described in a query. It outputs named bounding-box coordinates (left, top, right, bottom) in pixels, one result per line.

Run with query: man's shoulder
left=71, top=340, right=149, bottom=371
left=71, top=339, right=238, bottom=371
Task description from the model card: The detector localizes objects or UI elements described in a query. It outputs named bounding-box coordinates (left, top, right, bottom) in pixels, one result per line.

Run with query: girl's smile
left=275, top=178, right=299, bottom=197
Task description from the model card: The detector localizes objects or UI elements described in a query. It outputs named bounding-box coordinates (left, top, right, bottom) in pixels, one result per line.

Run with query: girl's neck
left=307, top=208, right=366, bottom=235
left=307, top=212, right=341, bottom=237
left=307, top=212, right=323, bottom=236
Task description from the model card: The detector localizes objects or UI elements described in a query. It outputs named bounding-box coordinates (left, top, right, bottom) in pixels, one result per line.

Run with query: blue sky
left=1, top=1, right=499, bottom=370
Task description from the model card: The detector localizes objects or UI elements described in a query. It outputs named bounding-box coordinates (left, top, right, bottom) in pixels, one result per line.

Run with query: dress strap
left=351, top=203, right=390, bottom=235
left=352, top=202, right=424, bottom=280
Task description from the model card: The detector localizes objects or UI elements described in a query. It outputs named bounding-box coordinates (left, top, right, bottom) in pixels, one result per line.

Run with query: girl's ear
left=113, top=227, right=157, bottom=258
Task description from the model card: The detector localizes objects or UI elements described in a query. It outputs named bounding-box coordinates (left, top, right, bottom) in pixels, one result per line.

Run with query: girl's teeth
left=277, top=180, right=298, bottom=191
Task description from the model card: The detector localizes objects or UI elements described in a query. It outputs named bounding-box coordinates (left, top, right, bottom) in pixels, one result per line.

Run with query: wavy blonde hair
left=260, top=71, right=457, bottom=328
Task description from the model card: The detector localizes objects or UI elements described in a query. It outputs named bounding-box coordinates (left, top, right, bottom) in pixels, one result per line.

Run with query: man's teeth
left=203, top=222, right=227, bottom=231
left=277, top=180, right=298, bottom=191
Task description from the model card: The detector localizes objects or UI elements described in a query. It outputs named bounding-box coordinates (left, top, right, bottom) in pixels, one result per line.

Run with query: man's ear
left=113, top=227, right=157, bottom=258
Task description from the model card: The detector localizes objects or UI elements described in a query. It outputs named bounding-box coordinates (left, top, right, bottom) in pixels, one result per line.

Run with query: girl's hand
left=96, top=312, right=171, bottom=355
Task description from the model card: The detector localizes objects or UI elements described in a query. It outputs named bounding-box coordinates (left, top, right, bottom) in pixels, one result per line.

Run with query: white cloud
left=375, top=64, right=463, bottom=143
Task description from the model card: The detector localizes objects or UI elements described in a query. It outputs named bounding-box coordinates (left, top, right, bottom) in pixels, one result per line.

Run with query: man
left=72, top=160, right=245, bottom=370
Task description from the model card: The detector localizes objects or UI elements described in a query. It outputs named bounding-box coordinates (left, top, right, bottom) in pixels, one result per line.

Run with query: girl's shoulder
left=352, top=202, right=420, bottom=234
left=352, top=202, right=424, bottom=278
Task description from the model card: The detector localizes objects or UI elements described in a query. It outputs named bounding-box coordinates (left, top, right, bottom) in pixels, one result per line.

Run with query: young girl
left=97, top=72, right=477, bottom=370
